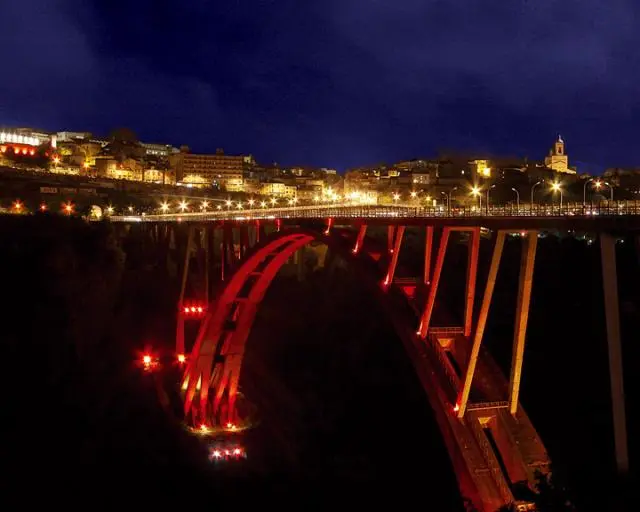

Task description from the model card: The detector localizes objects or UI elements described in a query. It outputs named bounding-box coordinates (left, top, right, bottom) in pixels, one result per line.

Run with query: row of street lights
left=440, top=179, right=614, bottom=213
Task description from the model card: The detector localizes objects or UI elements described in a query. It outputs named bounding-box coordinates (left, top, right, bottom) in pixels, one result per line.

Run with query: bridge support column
left=255, top=220, right=261, bottom=244
left=600, top=232, right=629, bottom=474
left=383, top=225, right=405, bottom=287
left=464, top=227, right=481, bottom=337
left=239, top=224, right=249, bottom=259
left=204, top=227, right=210, bottom=304
left=176, top=226, right=195, bottom=355
left=418, top=227, right=450, bottom=337
left=387, top=225, right=396, bottom=253
left=508, top=230, right=538, bottom=415
left=353, top=224, right=367, bottom=254
left=324, top=217, right=333, bottom=235
left=458, top=231, right=506, bottom=418
left=423, top=225, right=434, bottom=285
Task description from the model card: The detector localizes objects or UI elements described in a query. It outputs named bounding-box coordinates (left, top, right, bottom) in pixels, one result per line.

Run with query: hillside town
left=2, top=126, right=640, bottom=212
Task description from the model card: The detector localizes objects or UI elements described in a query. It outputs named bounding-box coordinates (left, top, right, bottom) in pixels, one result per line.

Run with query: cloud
left=0, top=0, right=222, bottom=145
left=326, top=0, right=639, bottom=110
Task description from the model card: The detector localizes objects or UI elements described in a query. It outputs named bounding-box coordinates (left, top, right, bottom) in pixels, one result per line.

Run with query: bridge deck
left=109, top=203, right=640, bottom=232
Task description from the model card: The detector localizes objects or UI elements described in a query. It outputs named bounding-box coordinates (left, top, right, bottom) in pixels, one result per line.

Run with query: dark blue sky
left=2, top=0, right=639, bottom=172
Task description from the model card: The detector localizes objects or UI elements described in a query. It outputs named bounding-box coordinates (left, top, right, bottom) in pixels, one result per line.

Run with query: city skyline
left=2, top=1, right=640, bottom=173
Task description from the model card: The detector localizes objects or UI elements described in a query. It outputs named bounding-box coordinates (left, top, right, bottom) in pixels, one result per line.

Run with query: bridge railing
left=106, top=200, right=640, bottom=222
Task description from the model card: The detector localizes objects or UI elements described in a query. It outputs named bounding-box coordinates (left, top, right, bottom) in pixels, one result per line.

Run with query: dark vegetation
left=0, top=216, right=637, bottom=510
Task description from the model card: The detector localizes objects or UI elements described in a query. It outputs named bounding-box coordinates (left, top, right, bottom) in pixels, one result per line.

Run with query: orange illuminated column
left=383, top=226, right=405, bottom=287
left=464, top=227, right=481, bottom=337
left=457, top=230, right=506, bottom=418
left=387, top=225, right=396, bottom=253
left=324, top=217, right=333, bottom=235
left=418, top=227, right=451, bottom=338
left=508, top=230, right=538, bottom=415
left=600, top=232, right=629, bottom=473
left=352, top=224, right=367, bottom=254
left=423, top=225, right=434, bottom=285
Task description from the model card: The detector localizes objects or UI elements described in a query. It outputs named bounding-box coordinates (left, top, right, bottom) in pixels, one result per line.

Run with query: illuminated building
left=544, top=135, right=576, bottom=174
left=169, top=147, right=253, bottom=188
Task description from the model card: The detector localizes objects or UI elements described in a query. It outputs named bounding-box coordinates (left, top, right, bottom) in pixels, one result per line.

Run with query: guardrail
left=105, top=201, right=640, bottom=222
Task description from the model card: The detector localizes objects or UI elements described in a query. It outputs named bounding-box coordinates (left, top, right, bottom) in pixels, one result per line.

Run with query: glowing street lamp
left=594, top=180, right=614, bottom=202
left=225, top=199, right=232, bottom=209
left=64, top=202, right=74, bottom=215
left=216, top=205, right=222, bottom=210
left=13, top=200, right=23, bottom=212
left=106, top=205, right=114, bottom=215
left=260, top=201, right=267, bottom=208
left=179, top=201, right=189, bottom=212
left=530, top=180, right=543, bottom=213
left=270, top=197, right=277, bottom=206
left=511, top=188, right=520, bottom=211
left=201, top=200, right=209, bottom=211
left=160, top=202, right=170, bottom=213
left=392, top=192, right=400, bottom=203
left=248, top=199, right=255, bottom=208
left=410, top=191, right=417, bottom=199
left=486, top=184, right=496, bottom=214
left=551, top=181, right=563, bottom=209
left=470, top=186, right=482, bottom=211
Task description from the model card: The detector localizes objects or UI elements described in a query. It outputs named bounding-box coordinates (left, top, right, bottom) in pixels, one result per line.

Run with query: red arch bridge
left=112, top=204, right=638, bottom=512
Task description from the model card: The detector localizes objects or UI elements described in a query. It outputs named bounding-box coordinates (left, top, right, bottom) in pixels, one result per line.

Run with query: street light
left=530, top=180, right=543, bottom=212
left=442, top=186, right=457, bottom=215
left=471, top=186, right=482, bottom=212
left=597, top=180, right=614, bottom=202
left=511, top=188, right=520, bottom=212
left=486, top=184, right=496, bottom=214
left=160, top=202, right=169, bottom=213
left=551, top=181, right=563, bottom=209
left=583, top=178, right=595, bottom=206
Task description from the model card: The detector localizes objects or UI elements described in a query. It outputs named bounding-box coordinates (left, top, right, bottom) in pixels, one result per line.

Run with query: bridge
left=116, top=203, right=635, bottom=511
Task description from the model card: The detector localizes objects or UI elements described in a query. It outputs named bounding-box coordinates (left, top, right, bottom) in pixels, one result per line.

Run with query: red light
left=29, top=149, right=35, bottom=156
left=183, top=307, right=189, bottom=314
left=233, top=448, right=241, bottom=456
left=22, top=148, right=27, bottom=155
left=143, top=355, right=152, bottom=365
left=40, top=203, right=47, bottom=211
left=453, top=403, right=460, bottom=413
left=190, top=307, right=196, bottom=313
left=225, top=450, right=230, bottom=456
left=177, top=354, right=186, bottom=363
left=197, top=307, right=203, bottom=313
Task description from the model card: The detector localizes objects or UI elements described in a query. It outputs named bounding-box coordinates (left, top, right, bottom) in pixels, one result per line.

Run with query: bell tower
left=544, top=135, right=573, bottom=174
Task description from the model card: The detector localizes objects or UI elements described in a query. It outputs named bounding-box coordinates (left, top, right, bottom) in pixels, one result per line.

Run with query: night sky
left=2, top=0, right=639, bottom=172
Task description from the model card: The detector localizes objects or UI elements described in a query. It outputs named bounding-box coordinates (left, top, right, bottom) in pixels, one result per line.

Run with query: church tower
left=544, top=135, right=574, bottom=174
